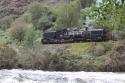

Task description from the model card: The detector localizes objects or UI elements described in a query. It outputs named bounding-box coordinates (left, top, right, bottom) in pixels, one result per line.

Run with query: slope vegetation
left=0, top=0, right=32, bottom=18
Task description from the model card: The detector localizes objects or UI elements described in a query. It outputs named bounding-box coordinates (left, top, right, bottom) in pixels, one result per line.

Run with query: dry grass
left=0, top=46, right=18, bottom=69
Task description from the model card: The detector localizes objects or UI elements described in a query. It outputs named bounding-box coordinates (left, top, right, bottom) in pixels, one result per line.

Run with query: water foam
left=0, top=69, right=125, bottom=83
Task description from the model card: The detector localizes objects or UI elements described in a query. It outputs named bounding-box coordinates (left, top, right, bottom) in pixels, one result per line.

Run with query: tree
left=29, top=2, right=55, bottom=30
left=55, top=0, right=81, bottom=29
left=90, top=0, right=125, bottom=36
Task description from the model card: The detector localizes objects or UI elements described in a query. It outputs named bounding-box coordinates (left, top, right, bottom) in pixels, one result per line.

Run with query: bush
left=48, top=53, right=83, bottom=71
left=28, top=2, right=55, bottom=30
left=17, top=12, right=32, bottom=24
left=0, top=15, right=15, bottom=30
left=0, top=30, right=11, bottom=47
left=17, top=45, right=89, bottom=71
left=88, top=42, right=114, bottom=56
left=0, top=46, right=18, bottom=69
left=18, top=47, right=52, bottom=70
left=0, top=37, right=6, bottom=47
left=105, top=41, right=125, bottom=72
left=9, top=20, right=27, bottom=42
left=23, top=25, right=41, bottom=47
left=88, top=43, right=105, bottom=56
left=55, top=0, right=81, bottom=29
left=47, top=47, right=94, bottom=71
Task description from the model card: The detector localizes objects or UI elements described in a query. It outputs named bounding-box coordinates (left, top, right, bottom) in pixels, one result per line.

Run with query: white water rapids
left=0, top=69, right=125, bottom=83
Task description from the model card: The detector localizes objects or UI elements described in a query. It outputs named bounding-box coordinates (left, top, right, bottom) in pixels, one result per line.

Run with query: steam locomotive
left=41, top=28, right=112, bottom=44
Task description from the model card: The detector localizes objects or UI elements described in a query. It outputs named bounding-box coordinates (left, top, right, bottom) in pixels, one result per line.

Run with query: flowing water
left=0, top=69, right=125, bottom=83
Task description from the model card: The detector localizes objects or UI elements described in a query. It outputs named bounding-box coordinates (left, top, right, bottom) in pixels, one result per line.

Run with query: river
left=0, top=69, right=125, bottom=83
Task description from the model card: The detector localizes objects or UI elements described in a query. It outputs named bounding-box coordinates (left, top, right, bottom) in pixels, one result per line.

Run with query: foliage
left=0, top=15, right=15, bottom=30
left=55, top=0, right=81, bottom=29
left=48, top=52, right=84, bottom=71
left=18, top=12, right=32, bottom=24
left=0, top=29, right=12, bottom=47
left=48, top=46, right=105, bottom=71
left=88, top=42, right=114, bottom=56
left=0, top=46, right=18, bottom=69
left=0, top=30, right=6, bottom=47
left=0, top=40, right=125, bottom=72
left=28, top=2, right=55, bottom=30
left=105, top=41, right=125, bottom=72
left=18, top=47, right=52, bottom=70
left=16, top=45, right=97, bottom=71
left=81, top=8, right=91, bottom=20
left=23, top=24, right=41, bottom=47
left=80, top=7, right=92, bottom=28
left=9, top=20, right=27, bottom=42
left=90, top=0, right=125, bottom=36
left=0, top=37, right=6, bottom=47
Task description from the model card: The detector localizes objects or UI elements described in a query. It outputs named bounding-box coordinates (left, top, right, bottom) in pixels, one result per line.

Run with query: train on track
left=41, top=28, right=113, bottom=44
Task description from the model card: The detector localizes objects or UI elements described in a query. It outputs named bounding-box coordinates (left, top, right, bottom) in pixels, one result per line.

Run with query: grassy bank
left=0, top=40, right=125, bottom=72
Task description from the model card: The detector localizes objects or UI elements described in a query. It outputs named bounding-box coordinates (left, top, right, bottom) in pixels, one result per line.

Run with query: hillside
left=0, top=0, right=64, bottom=18
left=0, top=0, right=32, bottom=18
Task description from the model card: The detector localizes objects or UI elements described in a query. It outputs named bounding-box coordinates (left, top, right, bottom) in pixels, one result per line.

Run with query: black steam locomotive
left=41, top=28, right=110, bottom=44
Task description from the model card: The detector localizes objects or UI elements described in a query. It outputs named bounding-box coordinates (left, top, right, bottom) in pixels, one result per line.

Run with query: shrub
left=48, top=48, right=89, bottom=71
left=28, top=2, right=54, bottom=30
left=88, top=43, right=105, bottom=56
left=23, top=25, right=41, bottom=47
left=0, top=37, right=6, bottom=47
left=17, top=12, right=32, bottom=24
left=88, top=42, right=114, bottom=56
left=17, top=45, right=88, bottom=71
left=0, top=15, right=15, bottom=30
left=9, top=20, right=27, bottom=42
left=0, top=30, right=11, bottom=47
left=18, top=47, right=52, bottom=70
left=0, top=46, right=18, bottom=69
left=55, top=0, right=81, bottom=29
left=92, top=55, right=108, bottom=71
left=49, top=54, right=82, bottom=71
left=105, top=41, right=125, bottom=72
left=38, top=16, right=53, bottom=31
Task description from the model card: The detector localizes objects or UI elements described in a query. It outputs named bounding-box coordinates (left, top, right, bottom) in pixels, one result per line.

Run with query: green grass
left=70, top=43, right=91, bottom=55
left=69, top=41, right=116, bottom=55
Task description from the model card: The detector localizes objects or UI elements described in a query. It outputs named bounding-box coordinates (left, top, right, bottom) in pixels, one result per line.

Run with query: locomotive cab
left=89, top=29, right=107, bottom=41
